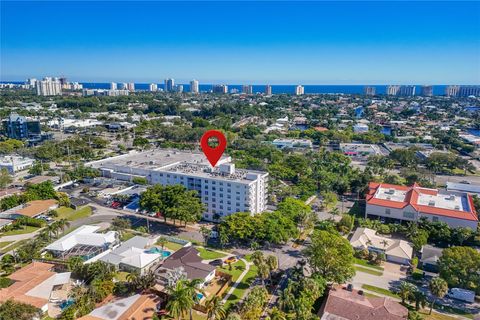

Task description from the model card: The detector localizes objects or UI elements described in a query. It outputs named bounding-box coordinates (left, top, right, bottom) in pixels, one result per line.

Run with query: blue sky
left=1, top=1, right=479, bottom=84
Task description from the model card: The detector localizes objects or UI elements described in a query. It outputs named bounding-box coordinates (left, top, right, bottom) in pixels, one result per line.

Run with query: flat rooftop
left=375, top=185, right=469, bottom=212
left=88, top=149, right=267, bottom=183
left=89, top=149, right=222, bottom=170
left=165, top=162, right=266, bottom=183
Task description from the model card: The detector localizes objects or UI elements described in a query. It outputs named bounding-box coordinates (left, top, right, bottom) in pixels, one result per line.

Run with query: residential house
left=0, top=262, right=71, bottom=313
left=155, top=246, right=216, bottom=287
left=350, top=227, right=413, bottom=264
left=419, top=245, right=443, bottom=273
left=45, top=225, right=118, bottom=260
left=318, top=285, right=408, bottom=320
left=78, top=293, right=161, bottom=320
left=98, top=236, right=163, bottom=275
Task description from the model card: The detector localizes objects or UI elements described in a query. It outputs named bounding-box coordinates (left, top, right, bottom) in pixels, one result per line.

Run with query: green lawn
left=361, top=284, right=400, bottom=299
left=120, top=231, right=135, bottom=242
left=354, top=258, right=384, bottom=271
left=0, top=241, right=14, bottom=249
left=218, top=260, right=247, bottom=282
left=55, top=206, right=92, bottom=221
left=1, top=225, right=40, bottom=236
left=355, top=266, right=383, bottom=276
left=196, top=247, right=227, bottom=260
left=161, top=241, right=184, bottom=251
left=218, top=260, right=258, bottom=308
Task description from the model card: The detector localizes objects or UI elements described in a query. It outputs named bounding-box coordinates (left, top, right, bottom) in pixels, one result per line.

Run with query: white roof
left=89, top=294, right=141, bottom=320
left=26, top=272, right=71, bottom=300
left=100, top=236, right=161, bottom=269
left=350, top=227, right=413, bottom=260
left=45, top=225, right=117, bottom=252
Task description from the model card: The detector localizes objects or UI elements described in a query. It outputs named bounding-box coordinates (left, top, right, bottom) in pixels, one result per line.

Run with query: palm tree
left=269, top=307, right=287, bottom=320
left=265, top=255, right=278, bottom=281
left=157, top=236, right=168, bottom=253
left=200, top=226, right=212, bottom=246
left=257, top=262, right=270, bottom=285
left=251, top=251, right=264, bottom=267
left=429, top=277, right=448, bottom=315
left=380, top=239, right=389, bottom=250
left=413, top=289, right=427, bottom=311
left=184, top=279, right=205, bottom=320
left=166, top=280, right=193, bottom=320
left=57, top=218, right=71, bottom=234
left=398, top=281, right=415, bottom=304
left=204, top=296, right=226, bottom=320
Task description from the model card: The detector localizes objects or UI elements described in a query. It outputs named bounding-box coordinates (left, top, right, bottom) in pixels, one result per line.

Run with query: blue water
left=381, top=126, right=392, bottom=135
left=147, top=247, right=171, bottom=257
left=197, top=293, right=204, bottom=300
left=355, top=106, right=364, bottom=118
left=79, top=83, right=450, bottom=95
left=2, top=81, right=453, bottom=95
left=468, top=129, right=480, bottom=137
left=60, top=299, right=74, bottom=310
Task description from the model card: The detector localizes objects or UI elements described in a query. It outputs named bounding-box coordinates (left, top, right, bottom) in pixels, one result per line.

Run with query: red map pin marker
left=200, top=130, right=227, bottom=167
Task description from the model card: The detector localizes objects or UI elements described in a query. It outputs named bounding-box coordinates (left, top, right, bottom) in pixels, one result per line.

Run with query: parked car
left=209, top=259, right=223, bottom=266
left=224, top=256, right=237, bottom=264
left=447, top=288, right=475, bottom=303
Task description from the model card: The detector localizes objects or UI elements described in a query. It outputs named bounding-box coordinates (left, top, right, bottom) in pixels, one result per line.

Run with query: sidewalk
left=222, top=258, right=252, bottom=303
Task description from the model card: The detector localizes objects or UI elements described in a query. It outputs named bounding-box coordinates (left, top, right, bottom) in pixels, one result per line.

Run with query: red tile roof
left=366, top=182, right=478, bottom=222
left=320, top=285, right=408, bottom=320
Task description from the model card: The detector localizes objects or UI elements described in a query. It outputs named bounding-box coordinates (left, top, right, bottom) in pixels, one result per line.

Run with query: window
left=204, top=191, right=208, bottom=195
left=403, top=211, right=415, bottom=219
left=432, top=216, right=439, bottom=222
left=385, top=209, right=391, bottom=215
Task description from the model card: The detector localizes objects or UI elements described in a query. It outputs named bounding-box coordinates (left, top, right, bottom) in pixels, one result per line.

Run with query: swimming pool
left=60, top=299, right=74, bottom=310
left=147, top=247, right=171, bottom=257
left=196, top=293, right=204, bottom=300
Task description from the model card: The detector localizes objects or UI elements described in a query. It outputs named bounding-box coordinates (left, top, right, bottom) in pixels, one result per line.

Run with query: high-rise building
left=364, top=86, right=376, bottom=96
left=459, top=86, right=480, bottom=97
left=26, top=78, right=37, bottom=87
left=164, top=78, right=175, bottom=92
left=265, top=85, right=272, bottom=95
left=176, top=85, right=184, bottom=93
left=213, top=84, right=228, bottom=94
left=295, top=85, right=304, bottom=95
left=190, top=79, right=199, bottom=93
left=35, top=77, right=62, bottom=96
left=399, top=85, right=416, bottom=96
left=445, top=85, right=460, bottom=97
left=126, top=83, right=135, bottom=92
left=2, top=113, right=41, bottom=140
left=87, top=150, right=269, bottom=222
left=242, top=85, right=253, bottom=94
left=387, top=85, right=401, bottom=96
left=149, top=83, right=158, bottom=92
left=421, top=85, right=433, bottom=97
left=110, top=82, right=117, bottom=90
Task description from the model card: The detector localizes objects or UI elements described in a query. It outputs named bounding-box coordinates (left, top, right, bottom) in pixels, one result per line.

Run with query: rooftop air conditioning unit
left=428, top=200, right=435, bottom=206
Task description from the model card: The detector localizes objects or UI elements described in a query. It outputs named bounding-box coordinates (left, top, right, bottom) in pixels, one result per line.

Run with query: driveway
left=352, top=262, right=407, bottom=290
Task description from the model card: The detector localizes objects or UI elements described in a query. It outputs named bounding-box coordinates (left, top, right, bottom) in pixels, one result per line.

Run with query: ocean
left=80, top=83, right=450, bottom=95
left=1, top=81, right=452, bottom=95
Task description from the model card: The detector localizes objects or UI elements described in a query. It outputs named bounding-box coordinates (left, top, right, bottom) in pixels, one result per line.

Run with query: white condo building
left=87, top=150, right=268, bottom=221
left=149, top=83, right=158, bottom=92
left=110, top=82, right=117, bottom=90
left=190, top=80, right=199, bottom=93
left=36, top=77, right=62, bottom=96
left=295, top=85, right=304, bottom=95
